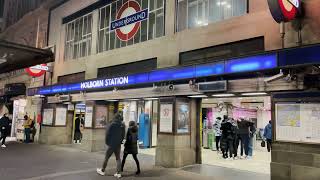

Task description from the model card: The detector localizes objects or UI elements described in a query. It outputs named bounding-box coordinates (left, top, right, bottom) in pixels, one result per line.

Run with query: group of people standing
left=0, top=114, right=36, bottom=148
left=213, top=115, right=271, bottom=160
left=96, top=111, right=140, bottom=178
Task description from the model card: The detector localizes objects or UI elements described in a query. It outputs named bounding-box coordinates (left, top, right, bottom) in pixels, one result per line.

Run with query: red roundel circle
left=115, top=1, right=141, bottom=41
left=278, top=0, right=298, bottom=21
left=25, top=64, right=47, bottom=77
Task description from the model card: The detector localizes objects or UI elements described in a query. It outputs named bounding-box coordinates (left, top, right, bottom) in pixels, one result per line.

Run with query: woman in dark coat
left=121, top=121, right=140, bottom=175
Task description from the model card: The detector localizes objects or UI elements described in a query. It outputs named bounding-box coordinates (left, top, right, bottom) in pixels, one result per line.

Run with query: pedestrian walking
left=97, top=111, right=125, bottom=178
left=213, top=117, right=222, bottom=153
left=0, top=113, right=10, bottom=148
left=23, top=115, right=33, bottom=144
left=121, top=121, right=140, bottom=175
left=264, top=120, right=272, bottom=152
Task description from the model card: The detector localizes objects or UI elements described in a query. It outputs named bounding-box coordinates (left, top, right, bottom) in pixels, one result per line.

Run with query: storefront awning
left=0, top=40, right=54, bottom=74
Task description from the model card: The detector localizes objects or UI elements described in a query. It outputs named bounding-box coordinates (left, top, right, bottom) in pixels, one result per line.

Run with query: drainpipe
left=280, top=22, right=285, bottom=49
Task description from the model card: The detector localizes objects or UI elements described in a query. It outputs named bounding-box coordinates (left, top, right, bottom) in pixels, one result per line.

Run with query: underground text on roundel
left=111, top=9, right=148, bottom=31
left=80, top=76, right=129, bottom=89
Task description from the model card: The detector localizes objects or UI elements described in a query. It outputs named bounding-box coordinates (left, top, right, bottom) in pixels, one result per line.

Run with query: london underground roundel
left=268, top=0, right=301, bottom=23
left=111, top=0, right=148, bottom=41
left=25, top=64, right=48, bottom=77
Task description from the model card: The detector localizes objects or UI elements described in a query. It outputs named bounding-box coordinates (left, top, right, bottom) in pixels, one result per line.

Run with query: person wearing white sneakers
left=97, top=111, right=125, bottom=178
left=0, top=113, right=10, bottom=148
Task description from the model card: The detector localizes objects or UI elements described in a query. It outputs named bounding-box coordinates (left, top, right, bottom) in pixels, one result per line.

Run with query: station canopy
left=0, top=40, right=54, bottom=74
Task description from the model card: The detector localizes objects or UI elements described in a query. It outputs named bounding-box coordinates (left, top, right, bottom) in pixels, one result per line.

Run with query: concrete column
left=156, top=97, right=197, bottom=168
left=165, top=0, right=176, bottom=36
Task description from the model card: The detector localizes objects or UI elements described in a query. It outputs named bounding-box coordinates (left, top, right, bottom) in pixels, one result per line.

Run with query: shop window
left=64, top=13, right=93, bottom=60
left=97, top=58, right=157, bottom=78
left=97, top=0, right=165, bottom=53
left=179, top=37, right=264, bottom=65
left=177, top=0, right=248, bottom=31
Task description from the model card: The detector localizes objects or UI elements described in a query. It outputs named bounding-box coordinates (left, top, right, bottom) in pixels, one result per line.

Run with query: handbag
left=261, top=140, right=266, bottom=147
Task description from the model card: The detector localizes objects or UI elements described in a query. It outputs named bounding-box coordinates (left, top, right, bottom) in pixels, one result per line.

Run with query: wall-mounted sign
left=25, top=64, right=48, bottom=77
left=111, top=0, right=148, bottom=41
left=33, top=53, right=277, bottom=96
left=267, top=0, right=301, bottom=23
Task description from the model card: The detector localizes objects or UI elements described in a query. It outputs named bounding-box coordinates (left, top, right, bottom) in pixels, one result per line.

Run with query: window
left=177, top=0, right=247, bottom=31
left=97, top=0, right=165, bottom=53
left=58, top=72, right=85, bottom=84
left=97, top=58, right=157, bottom=78
left=0, top=0, right=4, bottom=18
left=179, top=37, right=264, bottom=65
left=65, top=14, right=92, bottom=60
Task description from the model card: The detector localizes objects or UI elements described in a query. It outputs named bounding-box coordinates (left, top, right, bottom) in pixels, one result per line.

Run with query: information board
left=43, top=109, right=53, bottom=126
left=276, top=103, right=320, bottom=144
left=55, top=107, right=67, bottom=126
left=159, top=103, right=173, bottom=133
left=85, top=106, right=93, bottom=128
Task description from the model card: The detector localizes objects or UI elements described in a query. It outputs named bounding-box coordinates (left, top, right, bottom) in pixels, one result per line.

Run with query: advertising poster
left=160, top=103, right=173, bottom=133
left=55, top=107, right=67, bottom=126
left=177, top=102, right=190, bottom=133
left=95, top=105, right=108, bottom=128
left=43, top=109, right=53, bottom=126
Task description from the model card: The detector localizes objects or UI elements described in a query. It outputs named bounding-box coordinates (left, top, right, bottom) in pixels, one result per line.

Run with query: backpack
left=30, top=120, right=35, bottom=129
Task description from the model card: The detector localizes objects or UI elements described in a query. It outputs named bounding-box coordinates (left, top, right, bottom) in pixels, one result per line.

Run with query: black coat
left=0, top=116, right=10, bottom=134
left=124, top=126, right=138, bottom=154
left=105, top=117, right=125, bottom=150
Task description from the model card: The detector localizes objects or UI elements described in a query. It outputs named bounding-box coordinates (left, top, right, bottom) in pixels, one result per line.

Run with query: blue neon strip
left=36, top=53, right=277, bottom=95
left=225, top=54, right=277, bottom=73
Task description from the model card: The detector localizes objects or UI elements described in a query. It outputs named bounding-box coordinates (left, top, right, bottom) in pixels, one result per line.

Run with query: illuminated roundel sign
left=268, top=0, right=301, bottom=23
left=111, top=0, right=148, bottom=41
left=25, top=64, right=48, bottom=77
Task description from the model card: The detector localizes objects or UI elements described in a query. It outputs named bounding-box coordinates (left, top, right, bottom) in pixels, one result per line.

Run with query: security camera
left=167, top=84, right=175, bottom=91
left=264, top=70, right=285, bottom=83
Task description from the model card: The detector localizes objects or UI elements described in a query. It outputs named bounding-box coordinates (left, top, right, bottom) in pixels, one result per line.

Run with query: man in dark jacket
left=97, top=111, right=125, bottom=178
left=236, top=119, right=251, bottom=158
left=0, top=113, right=10, bottom=148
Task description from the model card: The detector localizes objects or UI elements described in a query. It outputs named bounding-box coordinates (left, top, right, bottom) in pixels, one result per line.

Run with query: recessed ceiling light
left=188, top=95, right=208, bottom=98
left=144, top=98, right=159, bottom=100
left=107, top=100, right=119, bottom=102
left=212, top=94, right=235, bottom=97
left=241, top=92, right=267, bottom=96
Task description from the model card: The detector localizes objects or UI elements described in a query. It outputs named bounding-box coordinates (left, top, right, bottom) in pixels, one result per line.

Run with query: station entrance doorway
left=198, top=94, right=272, bottom=174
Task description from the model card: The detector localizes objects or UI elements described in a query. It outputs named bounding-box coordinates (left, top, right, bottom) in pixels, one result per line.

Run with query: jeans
left=234, top=135, right=244, bottom=157
left=240, top=134, right=249, bottom=156
left=121, top=153, right=140, bottom=172
left=248, top=137, right=253, bottom=156
left=215, top=136, right=221, bottom=151
left=266, top=139, right=272, bottom=152
left=102, top=146, right=121, bottom=173
left=25, top=128, right=31, bottom=143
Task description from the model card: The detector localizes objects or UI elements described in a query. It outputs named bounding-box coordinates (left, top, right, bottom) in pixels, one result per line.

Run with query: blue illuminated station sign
left=35, top=53, right=277, bottom=95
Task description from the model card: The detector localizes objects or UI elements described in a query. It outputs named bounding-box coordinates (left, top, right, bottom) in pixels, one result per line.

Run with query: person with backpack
left=121, top=121, right=141, bottom=175
left=220, top=117, right=236, bottom=160
left=0, top=113, right=10, bottom=148
left=97, top=111, right=125, bottom=178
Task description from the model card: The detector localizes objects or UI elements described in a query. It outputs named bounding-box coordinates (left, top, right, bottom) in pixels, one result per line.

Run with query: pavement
left=0, top=142, right=270, bottom=180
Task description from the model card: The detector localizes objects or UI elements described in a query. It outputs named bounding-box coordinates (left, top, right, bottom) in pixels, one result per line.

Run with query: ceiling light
left=241, top=92, right=267, bottom=96
left=188, top=95, right=208, bottom=98
left=226, top=4, right=231, bottom=8
left=144, top=98, right=159, bottom=100
left=127, top=99, right=140, bottom=101
left=212, top=94, right=235, bottom=97
left=107, top=100, right=119, bottom=102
